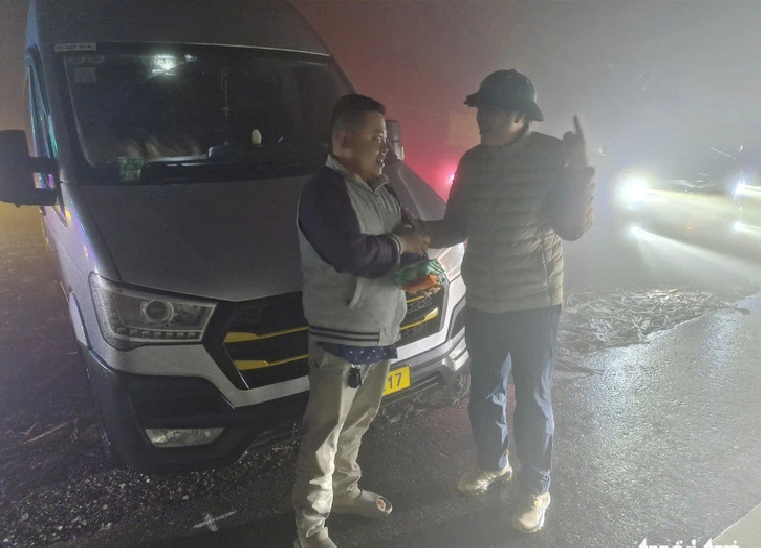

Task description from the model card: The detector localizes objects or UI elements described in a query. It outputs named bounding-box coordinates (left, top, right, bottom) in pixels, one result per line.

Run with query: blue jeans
left=465, top=304, right=561, bottom=495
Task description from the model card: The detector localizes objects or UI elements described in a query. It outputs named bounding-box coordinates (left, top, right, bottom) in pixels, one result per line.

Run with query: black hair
left=330, top=94, right=386, bottom=147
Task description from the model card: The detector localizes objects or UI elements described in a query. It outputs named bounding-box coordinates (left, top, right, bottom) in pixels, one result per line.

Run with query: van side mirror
left=386, top=120, right=404, bottom=161
left=0, top=130, right=58, bottom=207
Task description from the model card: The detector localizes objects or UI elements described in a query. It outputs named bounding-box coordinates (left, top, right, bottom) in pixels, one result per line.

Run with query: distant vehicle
left=613, top=146, right=750, bottom=245
left=0, top=0, right=469, bottom=472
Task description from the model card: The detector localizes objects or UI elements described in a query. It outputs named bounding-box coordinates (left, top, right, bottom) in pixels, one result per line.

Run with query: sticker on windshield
left=118, top=157, right=145, bottom=183
left=67, top=54, right=105, bottom=66
left=54, top=43, right=97, bottom=53
left=73, top=66, right=97, bottom=84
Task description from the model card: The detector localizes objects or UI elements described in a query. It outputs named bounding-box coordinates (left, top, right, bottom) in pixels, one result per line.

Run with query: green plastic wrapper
left=118, top=157, right=145, bottom=182
left=393, top=259, right=448, bottom=292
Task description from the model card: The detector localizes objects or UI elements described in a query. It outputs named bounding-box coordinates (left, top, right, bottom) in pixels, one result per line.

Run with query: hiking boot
left=511, top=492, right=551, bottom=533
left=457, top=463, right=512, bottom=495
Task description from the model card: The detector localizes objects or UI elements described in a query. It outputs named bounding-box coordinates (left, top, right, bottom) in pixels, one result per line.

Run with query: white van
left=0, top=0, right=468, bottom=472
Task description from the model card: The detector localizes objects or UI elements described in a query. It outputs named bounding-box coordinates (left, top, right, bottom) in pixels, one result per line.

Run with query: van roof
left=27, top=0, right=329, bottom=56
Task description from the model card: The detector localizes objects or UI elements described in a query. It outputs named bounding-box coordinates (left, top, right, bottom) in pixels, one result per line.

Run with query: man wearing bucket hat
left=416, top=69, right=595, bottom=533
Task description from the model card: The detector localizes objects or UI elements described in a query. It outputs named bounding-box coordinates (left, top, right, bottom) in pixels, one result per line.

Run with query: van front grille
left=206, top=289, right=446, bottom=390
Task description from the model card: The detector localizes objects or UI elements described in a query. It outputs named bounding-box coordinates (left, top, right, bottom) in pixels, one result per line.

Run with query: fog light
left=629, top=224, right=644, bottom=237
left=145, top=427, right=224, bottom=448
left=733, top=221, right=745, bottom=232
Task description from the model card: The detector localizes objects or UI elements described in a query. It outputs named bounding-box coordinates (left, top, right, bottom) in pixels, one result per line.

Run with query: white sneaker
left=511, top=492, right=551, bottom=533
left=294, top=527, right=336, bottom=547
left=457, top=463, right=512, bottom=495
left=294, top=534, right=336, bottom=548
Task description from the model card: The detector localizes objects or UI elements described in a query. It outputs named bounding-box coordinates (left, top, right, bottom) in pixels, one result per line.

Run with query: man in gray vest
left=292, top=94, right=429, bottom=548
left=417, top=69, right=595, bottom=533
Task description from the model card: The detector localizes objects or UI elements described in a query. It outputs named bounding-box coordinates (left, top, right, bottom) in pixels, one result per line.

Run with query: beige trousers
left=292, top=340, right=391, bottom=541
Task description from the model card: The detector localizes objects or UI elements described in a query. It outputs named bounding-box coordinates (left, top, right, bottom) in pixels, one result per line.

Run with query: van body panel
left=41, top=183, right=121, bottom=358
left=79, top=178, right=307, bottom=301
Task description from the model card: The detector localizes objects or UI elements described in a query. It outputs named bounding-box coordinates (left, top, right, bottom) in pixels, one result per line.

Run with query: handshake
left=393, top=220, right=429, bottom=256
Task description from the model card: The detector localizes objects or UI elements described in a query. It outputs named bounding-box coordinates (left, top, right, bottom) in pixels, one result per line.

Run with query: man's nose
left=380, top=139, right=389, bottom=154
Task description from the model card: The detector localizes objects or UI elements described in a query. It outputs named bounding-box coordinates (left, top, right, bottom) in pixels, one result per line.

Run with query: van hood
left=80, top=166, right=444, bottom=302
left=80, top=177, right=308, bottom=302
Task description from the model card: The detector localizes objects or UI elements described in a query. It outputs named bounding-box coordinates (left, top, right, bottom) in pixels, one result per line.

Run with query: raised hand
left=562, top=115, right=588, bottom=170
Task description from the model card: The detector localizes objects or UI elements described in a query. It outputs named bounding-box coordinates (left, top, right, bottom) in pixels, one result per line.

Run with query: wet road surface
left=1, top=203, right=760, bottom=547
left=77, top=296, right=761, bottom=548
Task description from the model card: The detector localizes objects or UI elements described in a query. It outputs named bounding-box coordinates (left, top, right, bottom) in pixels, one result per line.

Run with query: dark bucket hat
left=464, top=69, right=544, bottom=122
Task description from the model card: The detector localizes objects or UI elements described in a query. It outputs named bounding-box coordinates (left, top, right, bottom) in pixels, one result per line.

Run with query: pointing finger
left=573, top=115, right=584, bottom=141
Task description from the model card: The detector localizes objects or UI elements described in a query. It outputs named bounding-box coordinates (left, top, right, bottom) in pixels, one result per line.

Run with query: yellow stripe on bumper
left=234, top=354, right=309, bottom=371
left=230, top=307, right=439, bottom=371
left=400, top=307, right=439, bottom=331
left=224, top=326, right=308, bottom=343
left=225, top=296, right=427, bottom=344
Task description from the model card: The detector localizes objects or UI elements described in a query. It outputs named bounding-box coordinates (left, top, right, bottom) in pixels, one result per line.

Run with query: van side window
left=28, top=68, right=54, bottom=174
left=27, top=64, right=64, bottom=214
left=293, top=63, right=344, bottom=150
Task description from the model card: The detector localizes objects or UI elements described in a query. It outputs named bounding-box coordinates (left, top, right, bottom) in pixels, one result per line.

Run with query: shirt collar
left=326, top=155, right=389, bottom=190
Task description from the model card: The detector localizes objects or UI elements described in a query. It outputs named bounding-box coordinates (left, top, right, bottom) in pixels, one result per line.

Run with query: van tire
left=80, top=414, right=118, bottom=466
left=77, top=348, right=121, bottom=468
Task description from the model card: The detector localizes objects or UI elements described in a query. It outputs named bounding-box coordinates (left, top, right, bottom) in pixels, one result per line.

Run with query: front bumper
left=81, top=316, right=469, bottom=473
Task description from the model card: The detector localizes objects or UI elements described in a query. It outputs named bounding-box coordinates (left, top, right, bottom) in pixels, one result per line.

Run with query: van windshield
left=63, top=44, right=350, bottom=181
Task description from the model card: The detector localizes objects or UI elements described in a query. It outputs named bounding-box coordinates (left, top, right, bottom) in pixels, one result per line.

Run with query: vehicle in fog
left=0, top=0, right=468, bottom=472
left=613, top=145, right=761, bottom=252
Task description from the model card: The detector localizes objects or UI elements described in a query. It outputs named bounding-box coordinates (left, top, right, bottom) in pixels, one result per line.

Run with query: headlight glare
left=436, top=243, right=464, bottom=280
left=622, top=177, right=649, bottom=202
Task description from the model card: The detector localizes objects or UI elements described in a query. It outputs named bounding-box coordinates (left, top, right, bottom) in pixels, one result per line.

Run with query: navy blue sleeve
left=298, top=172, right=401, bottom=279
left=386, top=184, right=429, bottom=266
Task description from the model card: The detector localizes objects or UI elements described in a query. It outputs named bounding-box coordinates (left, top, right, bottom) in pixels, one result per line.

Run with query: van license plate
left=383, top=366, right=411, bottom=396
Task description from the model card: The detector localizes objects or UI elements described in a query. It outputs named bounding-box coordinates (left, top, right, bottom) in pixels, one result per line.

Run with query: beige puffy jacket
left=425, top=128, right=595, bottom=313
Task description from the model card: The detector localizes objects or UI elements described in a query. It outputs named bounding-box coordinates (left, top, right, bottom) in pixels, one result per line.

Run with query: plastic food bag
left=393, top=259, right=448, bottom=295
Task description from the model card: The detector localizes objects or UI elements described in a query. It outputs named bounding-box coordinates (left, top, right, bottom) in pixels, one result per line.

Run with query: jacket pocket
left=347, top=277, right=364, bottom=309
left=393, top=290, right=408, bottom=328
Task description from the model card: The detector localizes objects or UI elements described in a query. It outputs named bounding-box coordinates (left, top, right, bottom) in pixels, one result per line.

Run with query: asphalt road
left=82, top=296, right=761, bottom=548
left=1, top=202, right=760, bottom=547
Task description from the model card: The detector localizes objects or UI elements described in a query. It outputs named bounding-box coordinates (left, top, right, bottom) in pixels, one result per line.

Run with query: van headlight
left=436, top=243, right=464, bottom=280
left=89, top=274, right=216, bottom=349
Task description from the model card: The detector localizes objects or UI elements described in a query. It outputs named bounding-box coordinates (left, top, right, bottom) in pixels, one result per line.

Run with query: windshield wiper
left=136, top=154, right=323, bottom=184
left=207, top=143, right=248, bottom=159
